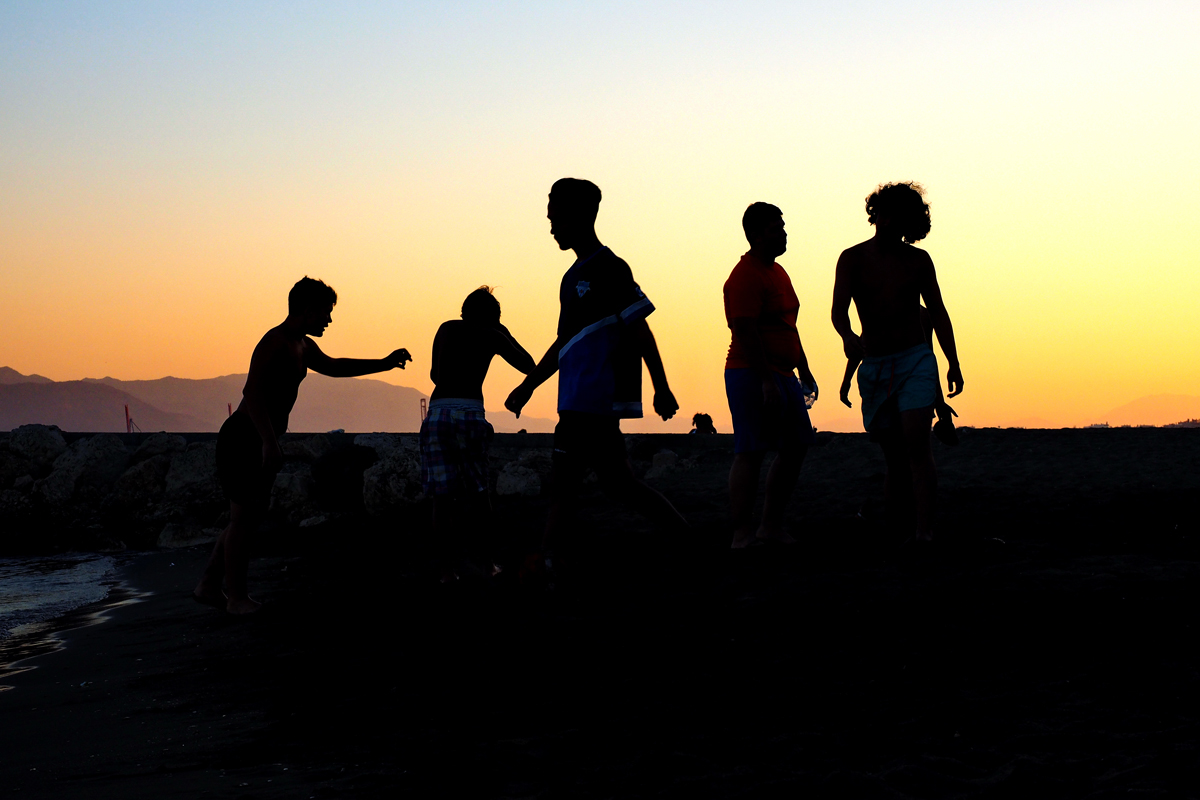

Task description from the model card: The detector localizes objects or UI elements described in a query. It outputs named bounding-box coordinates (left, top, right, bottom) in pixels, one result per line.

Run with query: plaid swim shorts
left=419, top=399, right=494, bottom=496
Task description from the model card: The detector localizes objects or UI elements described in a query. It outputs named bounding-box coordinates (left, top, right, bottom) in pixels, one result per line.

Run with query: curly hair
left=865, top=182, right=931, bottom=244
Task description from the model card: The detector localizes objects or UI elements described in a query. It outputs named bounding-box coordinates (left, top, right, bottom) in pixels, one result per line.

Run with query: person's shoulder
left=436, top=319, right=462, bottom=335
left=901, top=242, right=933, bottom=263
left=254, top=325, right=290, bottom=352
left=599, top=248, right=633, bottom=276
left=725, top=253, right=762, bottom=284
left=841, top=239, right=874, bottom=259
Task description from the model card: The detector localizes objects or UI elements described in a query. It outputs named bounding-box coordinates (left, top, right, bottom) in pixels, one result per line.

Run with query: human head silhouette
left=866, top=182, right=931, bottom=244
left=548, top=178, right=601, bottom=251
left=461, top=286, right=501, bottom=325
left=742, top=202, right=786, bottom=259
left=288, top=277, right=337, bottom=337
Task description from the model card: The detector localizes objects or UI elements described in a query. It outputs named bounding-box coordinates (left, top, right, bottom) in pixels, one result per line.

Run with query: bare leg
left=542, top=464, right=581, bottom=554
left=194, top=510, right=231, bottom=607
left=606, top=457, right=688, bottom=532
left=900, top=406, right=937, bottom=541
left=729, top=452, right=765, bottom=548
left=432, top=494, right=459, bottom=582
left=222, top=501, right=262, bottom=614
left=879, top=432, right=915, bottom=531
left=464, top=489, right=494, bottom=571
left=758, top=446, right=806, bottom=543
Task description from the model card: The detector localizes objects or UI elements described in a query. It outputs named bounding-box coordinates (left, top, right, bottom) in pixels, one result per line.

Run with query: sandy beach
left=2, top=428, right=1199, bottom=798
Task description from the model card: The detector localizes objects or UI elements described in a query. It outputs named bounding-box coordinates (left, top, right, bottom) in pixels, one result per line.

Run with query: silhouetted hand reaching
left=385, top=349, right=413, bottom=370
left=653, top=388, right=679, bottom=421
left=505, top=382, right=533, bottom=419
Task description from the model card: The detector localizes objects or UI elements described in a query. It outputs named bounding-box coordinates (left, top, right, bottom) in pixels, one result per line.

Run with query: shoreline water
left=0, top=581, right=149, bottom=690
left=0, top=552, right=153, bottom=690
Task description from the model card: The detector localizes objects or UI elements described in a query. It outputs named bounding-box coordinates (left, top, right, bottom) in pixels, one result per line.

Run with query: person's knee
left=732, top=451, right=766, bottom=470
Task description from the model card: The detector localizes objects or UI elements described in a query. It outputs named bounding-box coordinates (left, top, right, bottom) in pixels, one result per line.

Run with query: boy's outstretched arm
left=631, top=319, right=678, bottom=421
left=505, top=337, right=562, bottom=418
left=306, top=340, right=412, bottom=378
left=494, top=323, right=536, bottom=375
left=919, top=257, right=963, bottom=398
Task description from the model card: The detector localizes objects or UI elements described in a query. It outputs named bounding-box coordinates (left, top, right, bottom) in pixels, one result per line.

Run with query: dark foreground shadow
left=2, top=428, right=1200, bottom=798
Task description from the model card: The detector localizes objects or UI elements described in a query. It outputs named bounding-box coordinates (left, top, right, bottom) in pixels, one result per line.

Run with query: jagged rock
left=7, top=424, right=67, bottom=474
left=114, top=454, right=171, bottom=509
left=281, top=434, right=333, bottom=463
left=37, top=434, right=130, bottom=505
left=496, top=463, right=541, bottom=497
left=270, top=465, right=319, bottom=525
left=132, top=433, right=187, bottom=464
left=299, top=514, right=329, bottom=528
left=0, top=449, right=33, bottom=488
left=0, top=489, right=34, bottom=521
left=353, top=433, right=406, bottom=458
left=157, top=522, right=220, bottom=549
left=12, top=475, right=33, bottom=492
left=644, top=449, right=679, bottom=480
left=362, top=445, right=424, bottom=514
left=312, top=445, right=377, bottom=512
left=164, top=442, right=221, bottom=504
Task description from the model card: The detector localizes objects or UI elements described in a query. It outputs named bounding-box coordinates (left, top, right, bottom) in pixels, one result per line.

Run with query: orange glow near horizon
left=2, top=4, right=1198, bottom=432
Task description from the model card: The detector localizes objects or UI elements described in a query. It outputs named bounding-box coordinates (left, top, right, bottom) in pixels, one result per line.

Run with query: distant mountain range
left=1088, top=394, right=1200, bottom=428
left=0, top=367, right=553, bottom=433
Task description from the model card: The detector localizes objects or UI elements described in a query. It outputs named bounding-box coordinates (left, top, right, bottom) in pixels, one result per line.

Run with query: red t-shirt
left=723, top=252, right=801, bottom=374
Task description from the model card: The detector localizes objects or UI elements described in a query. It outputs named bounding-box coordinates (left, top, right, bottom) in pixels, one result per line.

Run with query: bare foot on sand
left=756, top=524, right=797, bottom=545
left=192, top=583, right=226, bottom=609
left=225, top=596, right=262, bottom=615
left=731, top=531, right=760, bottom=549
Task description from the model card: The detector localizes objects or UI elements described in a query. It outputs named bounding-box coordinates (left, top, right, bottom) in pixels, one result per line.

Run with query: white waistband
left=428, top=398, right=485, bottom=412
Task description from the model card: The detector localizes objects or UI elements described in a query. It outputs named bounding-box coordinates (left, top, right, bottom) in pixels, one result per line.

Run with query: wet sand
left=2, top=428, right=1199, bottom=798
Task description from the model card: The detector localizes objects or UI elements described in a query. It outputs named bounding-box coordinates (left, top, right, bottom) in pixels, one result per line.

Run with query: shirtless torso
left=832, top=236, right=962, bottom=395
left=241, top=324, right=313, bottom=436
left=834, top=239, right=935, bottom=358
left=429, top=320, right=533, bottom=401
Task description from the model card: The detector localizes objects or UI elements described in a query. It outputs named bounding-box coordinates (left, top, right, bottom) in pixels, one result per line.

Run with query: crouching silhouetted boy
left=421, top=287, right=534, bottom=581
left=195, top=277, right=411, bottom=614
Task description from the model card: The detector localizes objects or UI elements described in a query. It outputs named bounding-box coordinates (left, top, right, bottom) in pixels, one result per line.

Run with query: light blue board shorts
left=857, top=343, right=939, bottom=433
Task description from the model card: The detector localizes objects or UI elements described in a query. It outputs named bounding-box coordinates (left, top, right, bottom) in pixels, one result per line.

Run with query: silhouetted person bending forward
left=505, top=178, right=686, bottom=571
left=195, top=277, right=411, bottom=614
left=832, top=182, right=963, bottom=543
left=422, top=286, right=534, bottom=580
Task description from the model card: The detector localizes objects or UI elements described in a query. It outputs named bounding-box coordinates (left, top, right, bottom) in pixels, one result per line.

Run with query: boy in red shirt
left=724, top=202, right=818, bottom=549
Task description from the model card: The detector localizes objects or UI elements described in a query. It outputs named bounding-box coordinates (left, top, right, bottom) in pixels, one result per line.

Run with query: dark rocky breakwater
left=0, top=424, right=709, bottom=556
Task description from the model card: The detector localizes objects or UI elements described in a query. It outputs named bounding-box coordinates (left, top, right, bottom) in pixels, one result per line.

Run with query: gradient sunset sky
left=3, top=2, right=1198, bottom=432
